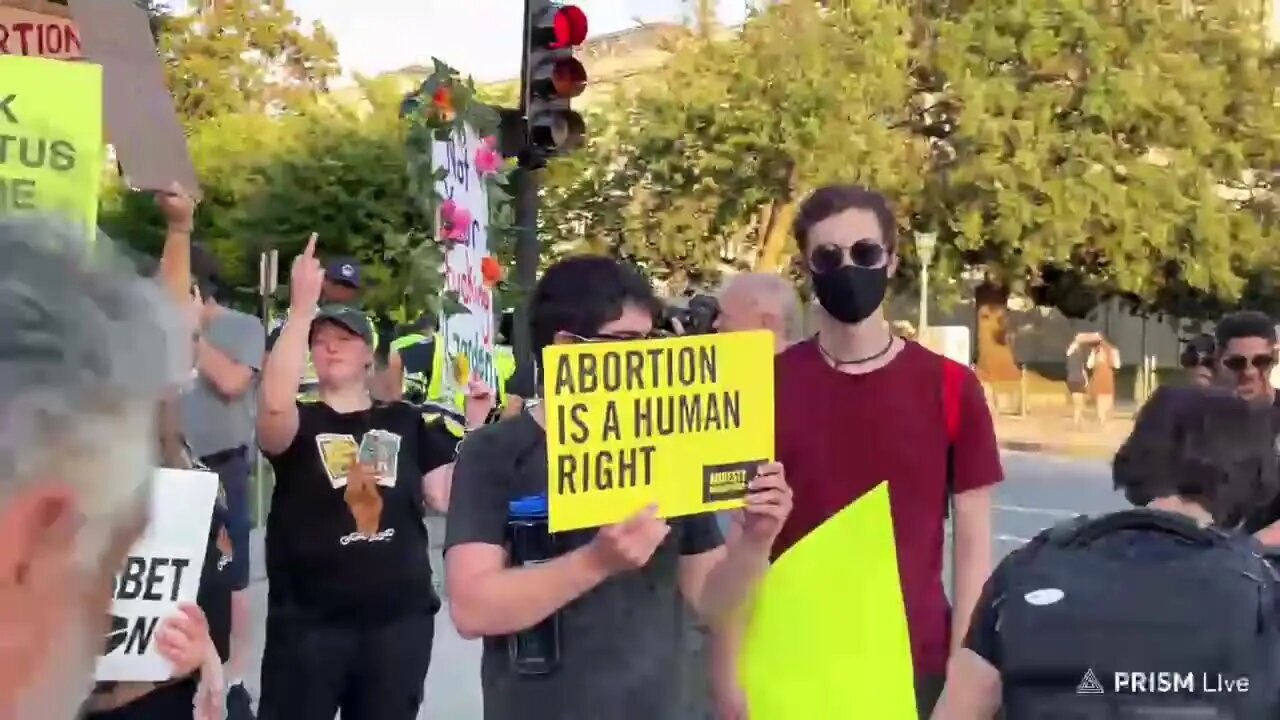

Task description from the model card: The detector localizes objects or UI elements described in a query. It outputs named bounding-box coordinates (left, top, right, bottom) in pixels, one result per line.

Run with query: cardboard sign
left=543, top=331, right=775, bottom=532
left=0, top=54, right=102, bottom=228
left=68, top=0, right=200, bottom=199
left=433, top=122, right=496, bottom=410
left=0, top=5, right=80, bottom=58
left=95, top=468, right=218, bottom=682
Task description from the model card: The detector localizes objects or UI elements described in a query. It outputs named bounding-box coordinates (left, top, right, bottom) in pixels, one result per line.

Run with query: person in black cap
left=255, top=235, right=460, bottom=720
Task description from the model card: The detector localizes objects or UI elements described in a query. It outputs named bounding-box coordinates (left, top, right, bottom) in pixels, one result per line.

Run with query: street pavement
left=238, top=451, right=1125, bottom=719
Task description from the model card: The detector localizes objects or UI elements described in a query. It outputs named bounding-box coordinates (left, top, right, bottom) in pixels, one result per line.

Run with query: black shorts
left=84, top=679, right=197, bottom=720
left=204, top=448, right=252, bottom=591
left=258, top=610, right=435, bottom=720
left=1067, top=380, right=1088, bottom=395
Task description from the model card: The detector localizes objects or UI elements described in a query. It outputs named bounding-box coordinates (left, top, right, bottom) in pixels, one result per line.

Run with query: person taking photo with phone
left=255, top=234, right=473, bottom=720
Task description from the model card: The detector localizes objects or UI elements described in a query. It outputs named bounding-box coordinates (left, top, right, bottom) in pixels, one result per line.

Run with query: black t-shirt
left=264, top=401, right=456, bottom=621
left=1242, top=391, right=1280, bottom=534
left=444, top=412, right=724, bottom=720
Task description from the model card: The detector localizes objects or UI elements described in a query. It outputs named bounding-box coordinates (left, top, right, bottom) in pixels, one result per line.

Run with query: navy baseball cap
left=325, top=258, right=362, bottom=288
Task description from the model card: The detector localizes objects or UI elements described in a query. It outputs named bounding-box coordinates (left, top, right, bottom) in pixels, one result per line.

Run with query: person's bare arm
left=423, top=463, right=452, bottom=512
left=258, top=233, right=322, bottom=455
left=195, top=338, right=255, bottom=398
left=155, top=184, right=196, bottom=306
left=951, top=485, right=994, bottom=656
left=931, top=649, right=1002, bottom=720
left=374, top=349, right=406, bottom=402
left=446, top=543, right=612, bottom=639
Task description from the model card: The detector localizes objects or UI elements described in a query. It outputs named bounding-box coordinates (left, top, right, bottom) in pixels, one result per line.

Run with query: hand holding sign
left=154, top=182, right=196, bottom=232
left=290, top=233, right=323, bottom=315
left=464, top=376, right=495, bottom=429
left=154, top=602, right=211, bottom=678
left=586, top=504, right=670, bottom=576
left=736, top=462, right=793, bottom=547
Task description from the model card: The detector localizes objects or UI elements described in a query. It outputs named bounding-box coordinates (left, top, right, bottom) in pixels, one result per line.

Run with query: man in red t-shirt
left=711, top=185, right=1002, bottom=720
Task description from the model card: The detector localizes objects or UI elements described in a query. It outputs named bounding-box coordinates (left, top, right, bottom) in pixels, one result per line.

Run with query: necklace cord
left=817, top=334, right=896, bottom=366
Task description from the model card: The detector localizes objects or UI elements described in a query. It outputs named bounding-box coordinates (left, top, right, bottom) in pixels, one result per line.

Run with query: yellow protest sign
left=741, top=482, right=917, bottom=719
left=543, top=330, right=774, bottom=533
left=0, top=54, right=103, bottom=229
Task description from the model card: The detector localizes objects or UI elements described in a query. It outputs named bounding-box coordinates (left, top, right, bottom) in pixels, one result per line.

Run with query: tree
left=914, top=0, right=1279, bottom=379
left=541, top=1, right=926, bottom=292
left=160, top=0, right=341, bottom=122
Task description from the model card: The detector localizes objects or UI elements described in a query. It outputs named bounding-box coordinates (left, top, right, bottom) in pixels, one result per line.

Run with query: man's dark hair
left=792, top=185, right=897, bottom=255
left=1113, top=386, right=1278, bottom=527
left=1214, top=310, right=1276, bottom=350
left=529, top=256, right=656, bottom=356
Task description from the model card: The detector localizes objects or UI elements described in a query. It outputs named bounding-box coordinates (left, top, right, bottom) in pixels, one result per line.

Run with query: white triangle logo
left=1077, top=668, right=1105, bottom=695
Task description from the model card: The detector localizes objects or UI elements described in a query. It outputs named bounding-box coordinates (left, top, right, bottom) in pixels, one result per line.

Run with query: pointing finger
left=302, top=232, right=318, bottom=258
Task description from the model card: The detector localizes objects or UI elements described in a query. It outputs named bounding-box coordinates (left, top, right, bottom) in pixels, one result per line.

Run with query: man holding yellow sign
left=445, top=256, right=791, bottom=720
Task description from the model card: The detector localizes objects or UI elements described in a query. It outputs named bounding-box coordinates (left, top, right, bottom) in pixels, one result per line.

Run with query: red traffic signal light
left=549, top=5, right=588, bottom=49
left=523, top=1, right=589, bottom=165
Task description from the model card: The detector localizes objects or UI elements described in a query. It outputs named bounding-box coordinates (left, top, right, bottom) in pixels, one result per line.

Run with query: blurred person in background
left=715, top=273, right=804, bottom=351
left=1179, top=333, right=1217, bottom=387
left=182, top=244, right=265, bottom=715
left=1215, top=311, right=1277, bottom=406
left=0, top=215, right=185, bottom=720
left=1064, top=333, right=1094, bottom=426
left=933, top=386, right=1280, bottom=719
left=1086, top=334, right=1120, bottom=424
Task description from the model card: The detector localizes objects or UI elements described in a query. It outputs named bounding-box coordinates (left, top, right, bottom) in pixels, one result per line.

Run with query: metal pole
left=512, top=165, right=542, bottom=388
left=918, top=260, right=930, bottom=340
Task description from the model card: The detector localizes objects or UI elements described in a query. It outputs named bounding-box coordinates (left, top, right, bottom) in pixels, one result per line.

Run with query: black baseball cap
left=311, top=305, right=374, bottom=345
left=325, top=258, right=362, bottom=288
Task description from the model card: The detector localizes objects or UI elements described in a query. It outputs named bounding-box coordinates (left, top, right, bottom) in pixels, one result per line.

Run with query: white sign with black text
left=94, top=468, right=218, bottom=682
left=432, top=121, right=497, bottom=409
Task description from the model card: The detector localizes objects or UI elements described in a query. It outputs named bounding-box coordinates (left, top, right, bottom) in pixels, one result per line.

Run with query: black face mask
left=812, top=265, right=888, bottom=325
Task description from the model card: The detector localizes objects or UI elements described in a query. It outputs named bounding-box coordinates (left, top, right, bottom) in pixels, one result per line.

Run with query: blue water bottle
left=506, top=494, right=561, bottom=675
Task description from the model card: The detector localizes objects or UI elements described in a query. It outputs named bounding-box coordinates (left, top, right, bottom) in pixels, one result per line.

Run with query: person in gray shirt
left=445, top=256, right=793, bottom=720
left=181, top=245, right=265, bottom=716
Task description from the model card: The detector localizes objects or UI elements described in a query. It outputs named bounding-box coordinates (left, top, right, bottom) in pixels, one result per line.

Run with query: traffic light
left=522, top=1, right=588, bottom=166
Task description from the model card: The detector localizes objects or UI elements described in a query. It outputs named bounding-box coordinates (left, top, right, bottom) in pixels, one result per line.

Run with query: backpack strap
left=941, top=358, right=964, bottom=518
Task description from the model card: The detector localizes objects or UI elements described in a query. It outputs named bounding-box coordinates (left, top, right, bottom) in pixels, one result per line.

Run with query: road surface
left=239, top=451, right=1124, bottom=718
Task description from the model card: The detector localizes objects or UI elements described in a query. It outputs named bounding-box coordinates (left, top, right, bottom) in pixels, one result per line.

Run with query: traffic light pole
left=511, top=163, right=542, bottom=389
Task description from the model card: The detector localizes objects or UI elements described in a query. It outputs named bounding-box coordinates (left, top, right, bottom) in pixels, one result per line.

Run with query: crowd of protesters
left=6, top=181, right=1280, bottom=720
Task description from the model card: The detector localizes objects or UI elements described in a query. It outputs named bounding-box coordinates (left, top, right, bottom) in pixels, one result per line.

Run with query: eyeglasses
left=1221, top=354, right=1276, bottom=373
left=809, top=240, right=888, bottom=274
left=567, top=331, right=654, bottom=343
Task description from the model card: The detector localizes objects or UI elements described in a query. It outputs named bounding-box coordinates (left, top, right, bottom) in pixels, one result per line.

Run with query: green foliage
left=543, top=1, right=925, bottom=292
left=542, top=0, right=1278, bottom=316
left=924, top=0, right=1280, bottom=318
left=160, top=0, right=340, bottom=122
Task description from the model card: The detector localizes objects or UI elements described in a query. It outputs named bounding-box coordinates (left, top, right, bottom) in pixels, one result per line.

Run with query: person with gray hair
left=714, top=272, right=803, bottom=351
left=0, top=216, right=186, bottom=720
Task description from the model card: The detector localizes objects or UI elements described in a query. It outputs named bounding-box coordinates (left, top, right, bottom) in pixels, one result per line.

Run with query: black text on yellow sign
left=0, top=55, right=102, bottom=227
left=543, top=330, right=775, bottom=532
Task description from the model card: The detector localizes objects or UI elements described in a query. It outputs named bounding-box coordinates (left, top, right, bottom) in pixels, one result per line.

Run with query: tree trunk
left=754, top=199, right=796, bottom=272
left=974, top=281, right=1021, bottom=382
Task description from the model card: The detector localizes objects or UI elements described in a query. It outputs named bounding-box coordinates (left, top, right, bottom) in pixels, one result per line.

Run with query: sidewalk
left=994, top=412, right=1131, bottom=459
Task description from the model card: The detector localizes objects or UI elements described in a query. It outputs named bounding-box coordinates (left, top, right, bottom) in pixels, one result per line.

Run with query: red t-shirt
left=773, top=340, right=1002, bottom=676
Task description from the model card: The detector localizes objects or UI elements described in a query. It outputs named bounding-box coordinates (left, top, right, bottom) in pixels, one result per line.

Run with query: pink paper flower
left=475, top=136, right=502, bottom=176
left=440, top=198, right=473, bottom=242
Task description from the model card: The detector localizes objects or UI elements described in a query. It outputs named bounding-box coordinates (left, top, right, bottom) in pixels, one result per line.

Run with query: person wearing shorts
left=181, top=245, right=266, bottom=716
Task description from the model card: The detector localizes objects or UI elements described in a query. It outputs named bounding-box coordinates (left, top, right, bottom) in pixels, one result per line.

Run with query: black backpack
left=997, top=509, right=1280, bottom=719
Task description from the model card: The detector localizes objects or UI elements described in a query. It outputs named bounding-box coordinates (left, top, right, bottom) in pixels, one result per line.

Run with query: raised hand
left=290, top=232, right=324, bottom=315
left=463, top=376, right=495, bottom=429
left=586, top=504, right=671, bottom=576
left=735, top=462, right=792, bottom=546
left=155, top=182, right=197, bottom=231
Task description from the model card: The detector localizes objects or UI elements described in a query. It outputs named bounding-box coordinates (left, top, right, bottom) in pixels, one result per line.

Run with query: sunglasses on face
left=809, top=240, right=887, bottom=274
left=1221, top=354, right=1276, bottom=373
